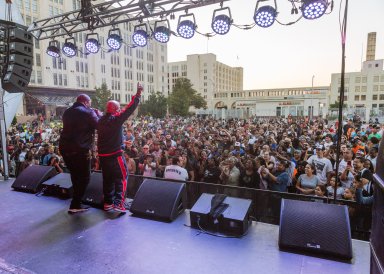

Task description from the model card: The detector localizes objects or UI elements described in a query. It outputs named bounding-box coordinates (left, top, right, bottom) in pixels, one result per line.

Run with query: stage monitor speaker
left=130, top=179, right=186, bottom=222
left=279, top=199, right=352, bottom=260
left=190, top=193, right=252, bottom=237
left=371, top=172, right=384, bottom=274
left=12, top=165, right=57, bottom=193
left=41, top=173, right=73, bottom=199
left=82, top=171, right=104, bottom=208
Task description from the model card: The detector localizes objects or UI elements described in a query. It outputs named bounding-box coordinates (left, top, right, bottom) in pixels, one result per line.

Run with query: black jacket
left=59, top=102, right=99, bottom=152
left=97, top=96, right=140, bottom=155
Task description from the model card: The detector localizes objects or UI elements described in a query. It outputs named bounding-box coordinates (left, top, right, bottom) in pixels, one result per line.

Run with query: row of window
left=338, top=75, right=384, bottom=84
left=53, top=73, right=67, bottom=86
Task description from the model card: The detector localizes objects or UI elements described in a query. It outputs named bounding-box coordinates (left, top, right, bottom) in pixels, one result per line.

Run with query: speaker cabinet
left=82, top=171, right=103, bottom=208
left=279, top=199, right=352, bottom=260
left=130, top=179, right=186, bottom=222
left=41, top=173, right=73, bottom=199
left=371, top=174, right=384, bottom=274
left=190, top=193, right=252, bottom=237
left=11, top=165, right=57, bottom=193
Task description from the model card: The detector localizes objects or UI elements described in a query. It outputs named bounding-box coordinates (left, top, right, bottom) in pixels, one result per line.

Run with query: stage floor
left=0, top=179, right=370, bottom=274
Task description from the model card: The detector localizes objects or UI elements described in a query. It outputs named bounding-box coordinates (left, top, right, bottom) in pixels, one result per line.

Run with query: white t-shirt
left=143, top=162, right=156, bottom=177
left=335, top=159, right=354, bottom=188
left=164, top=165, right=188, bottom=181
left=307, top=155, right=333, bottom=184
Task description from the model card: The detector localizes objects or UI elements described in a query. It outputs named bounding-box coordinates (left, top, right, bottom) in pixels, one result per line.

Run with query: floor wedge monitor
left=279, top=199, right=352, bottom=260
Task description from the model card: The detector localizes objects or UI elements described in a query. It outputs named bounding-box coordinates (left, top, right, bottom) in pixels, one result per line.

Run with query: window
left=37, top=71, right=42, bottom=84
left=355, top=77, right=361, bottom=83
left=53, top=73, right=58, bottom=85
left=58, top=74, right=62, bottom=85
left=52, top=57, right=57, bottom=69
left=35, top=39, right=40, bottom=49
left=361, top=95, right=366, bottom=101
left=361, top=86, right=367, bottom=92
left=374, top=76, right=380, bottom=82
left=380, top=94, right=384, bottom=100
left=354, top=95, right=359, bottom=101
left=373, top=95, right=378, bottom=100
left=63, top=74, right=67, bottom=86
left=373, top=85, right=379, bottom=92
left=362, top=76, right=367, bottom=83
left=355, top=86, right=360, bottom=92
left=35, top=54, right=41, bottom=66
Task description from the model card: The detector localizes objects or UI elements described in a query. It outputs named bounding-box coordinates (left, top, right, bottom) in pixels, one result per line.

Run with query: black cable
left=186, top=217, right=250, bottom=238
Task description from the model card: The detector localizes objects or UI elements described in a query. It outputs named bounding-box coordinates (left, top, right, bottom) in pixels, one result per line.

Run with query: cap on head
left=106, top=100, right=120, bottom=114
left=76, top=94, right=91, bottom=104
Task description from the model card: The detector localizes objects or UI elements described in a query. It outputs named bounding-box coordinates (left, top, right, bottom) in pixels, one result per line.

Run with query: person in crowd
left=48, top=156, right=64, bottom=173
left=354, top=174, right=373, bottom=205
left=202, top=157, right=221, bottom=183
left=296, top=164, right=319, bottom=195
left=326, top=176, right=344, bottom=199
left=60, top=94, right=101, bottom=214
left=261, top=160, right=289, bottom=192
left=141, top=154, right=157, bottom=178
left=97, top=84, right=142, bottom=213
left=123, top=151, right=136, bottom=175
left=307, top=144, right=333, bottom=185
left=219, top=157, right=240, bottom=186
left=239, top=159, right=260, bottom=189
left=365, top=147, right=378, bottom=171
left=164, top=156, right=188, bottom=181
left=314, top=184, right=327, bottom=198
left=350, top=157, right=374, bottom=197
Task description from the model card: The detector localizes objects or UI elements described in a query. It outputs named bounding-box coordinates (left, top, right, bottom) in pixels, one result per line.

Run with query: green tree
left=92, top=83, right=112, bottom=111
left=329, top=101, right=347, bottom=109
left=139, top=91, right=167, bottom=118
left=168, top=78, right=207, bottom=116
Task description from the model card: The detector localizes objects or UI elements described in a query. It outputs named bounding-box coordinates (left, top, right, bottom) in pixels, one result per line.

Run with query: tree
left=92, top=83, right=112, bottom=111
left=168, top=78, right=207, bottom=116
left=139, top=91, right=167, bottom=118
left=329, top=101, right=347, bottom=109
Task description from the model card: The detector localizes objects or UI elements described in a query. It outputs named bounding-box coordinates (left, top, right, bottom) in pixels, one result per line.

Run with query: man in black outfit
left=97, top=83, right=142, bottom=213
left=60, top=94, right=101, bottom=214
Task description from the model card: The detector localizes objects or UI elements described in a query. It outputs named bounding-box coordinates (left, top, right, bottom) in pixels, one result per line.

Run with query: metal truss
left=28, top=0, right=228, bottom=40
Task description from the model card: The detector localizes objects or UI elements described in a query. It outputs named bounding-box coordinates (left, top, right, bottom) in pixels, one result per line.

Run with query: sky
left=165, top=0, right=384, bottom=90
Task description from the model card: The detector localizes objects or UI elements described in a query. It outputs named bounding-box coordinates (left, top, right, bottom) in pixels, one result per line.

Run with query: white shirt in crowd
left=307, top=155, right=333, bottom=184
left=164, top=165, right=188, bottom=181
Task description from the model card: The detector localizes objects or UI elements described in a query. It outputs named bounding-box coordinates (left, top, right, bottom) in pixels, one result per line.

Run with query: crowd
left=5, top=113, right=382, bottom=205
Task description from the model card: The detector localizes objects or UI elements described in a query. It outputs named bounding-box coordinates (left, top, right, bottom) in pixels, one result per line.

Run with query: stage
left=0, top=179, right=370, bottom=274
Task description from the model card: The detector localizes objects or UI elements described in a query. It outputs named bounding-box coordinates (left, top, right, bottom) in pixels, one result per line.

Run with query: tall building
left=15, top=0, right=168, bottom=117
left=330, top=32, right=384, bottom=121
left=168, top=53, right=243, bottom=109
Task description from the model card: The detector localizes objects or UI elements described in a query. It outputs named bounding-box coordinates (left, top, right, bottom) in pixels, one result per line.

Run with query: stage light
left=301, top=0, right=328, bottom=19
left=85, top=33, right=100, bottom=54
left=132, top=23, right=148, bottom=47
left=211, top=7, right=232, bottom=35
left=177, top=14, right=196, bottom=39
left=62, top=37, right=77, bottom=57
left=46, top=40, right=60, bottom=58
left=107, top=28, right=122, bottom=50
left=154, top=20, right=170, bottom=43
left=253, top=5, right=277, bottom=28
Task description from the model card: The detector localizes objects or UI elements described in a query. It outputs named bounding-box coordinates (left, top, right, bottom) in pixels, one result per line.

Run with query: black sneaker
left=68, top=205, right=90, bottom=214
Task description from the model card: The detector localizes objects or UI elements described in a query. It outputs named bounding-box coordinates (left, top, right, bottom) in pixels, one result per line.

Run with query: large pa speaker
left=279, top=199, right=353, bottom=260
left=190, top=193, right=252, bottom=237
left=41, top=172, right=73, bottom=199
left=130, top=179, right=186, bottom=222
left=11, top=165, right=57, bottom=193
left=82, top=171, right=103, bottom=208
left=371, top=173, right=384, bottom=274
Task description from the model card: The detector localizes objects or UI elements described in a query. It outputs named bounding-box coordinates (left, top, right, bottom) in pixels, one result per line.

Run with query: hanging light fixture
left=154, top=20, right=170, bottom=43
left=107, top=28, right=122, bottom=50
left=85, top=33, right=100, bottom=54
left=132, top=23, right=148, bottom=47
left=62, top=37, right=77, bottom=57
left=254, top=5, right=277, bottom=28
left=211, top=7, right=232, bottom=35
left=46, top=40, right=60, bottom=58
left=177, top=14, right=196, bottom=39
left=301, top=0, right=328, bottom=19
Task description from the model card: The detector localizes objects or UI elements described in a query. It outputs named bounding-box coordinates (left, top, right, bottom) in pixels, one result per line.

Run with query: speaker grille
left=12, top=165, right=57, bottom=193
left=279, top=199, right=352, bottom=259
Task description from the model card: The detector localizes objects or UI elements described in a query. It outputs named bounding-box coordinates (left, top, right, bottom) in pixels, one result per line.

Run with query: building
left=330, top=32, right=384, bottom=121
left=15, top=0, right=168, bottom=117
left=168, top=53, right=243, bottom=109
left=198, top=86, right=329, bottom=118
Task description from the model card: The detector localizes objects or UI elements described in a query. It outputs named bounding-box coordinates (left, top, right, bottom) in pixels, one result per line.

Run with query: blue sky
left=166, top=0, right=384, bottom=89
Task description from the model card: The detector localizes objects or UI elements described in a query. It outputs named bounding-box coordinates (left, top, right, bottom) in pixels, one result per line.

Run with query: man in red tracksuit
left=97, top=83, right=142, bottom=213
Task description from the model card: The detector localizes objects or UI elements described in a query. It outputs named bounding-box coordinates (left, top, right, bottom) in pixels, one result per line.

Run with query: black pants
left=61, top=150, right=91, bottom=209
left=99, top=154, right=128, bottom=207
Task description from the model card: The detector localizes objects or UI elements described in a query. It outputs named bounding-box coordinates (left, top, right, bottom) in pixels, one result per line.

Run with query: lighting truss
left=28, top=0, right=228, bottom=40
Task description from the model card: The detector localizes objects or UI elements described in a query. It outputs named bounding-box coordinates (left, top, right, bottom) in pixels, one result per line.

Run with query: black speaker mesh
left=279, top=199, right=352, bottom=259
left=82, top=172, right=104, bottom=208
left=130, top=179, right=186, bottom=222
left=12, top=165, right=57, bottom=193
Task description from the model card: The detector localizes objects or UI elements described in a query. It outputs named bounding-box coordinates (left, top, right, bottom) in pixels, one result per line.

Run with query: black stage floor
left=0, top=180, right=369, bottom=274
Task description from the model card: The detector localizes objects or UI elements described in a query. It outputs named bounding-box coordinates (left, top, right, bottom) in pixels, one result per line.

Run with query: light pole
left=310, top=75, right=315, bottom=119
